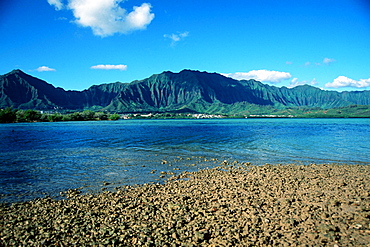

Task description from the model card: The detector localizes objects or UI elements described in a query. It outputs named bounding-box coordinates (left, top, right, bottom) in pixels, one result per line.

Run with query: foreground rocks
left=1, top=163, right=369, bottom=246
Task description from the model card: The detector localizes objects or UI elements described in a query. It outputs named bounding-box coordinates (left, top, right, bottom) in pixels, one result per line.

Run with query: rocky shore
left=1, top=163, right=369, bottom=246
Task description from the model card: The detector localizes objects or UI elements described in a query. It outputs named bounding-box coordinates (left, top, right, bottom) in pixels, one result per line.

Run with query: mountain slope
left=0, top=70, right=125, bottom=110
left=105, top=70, right=272, bottom=112
left=238, top=80, right=370, bottom=108
left=1, top=69, right=370, bottom=113
left=104, top=70, right=370, bottom=112
left=0, top=70, right=83, bottom=109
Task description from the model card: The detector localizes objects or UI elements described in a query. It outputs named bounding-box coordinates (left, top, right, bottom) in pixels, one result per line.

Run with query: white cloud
left=47, top=0, right=155, bottom=37
left=48, top=0, right=64, bottom=10
left=125, top=3, right=155, bottom=30
left=223, top=70, right=292, bottom=84
left=288, top=77, right=318, bottom=88
left=325, top=76, right=370, bottom=88
left=164, top=31, right=189, bottom=45
left=323, top=57, right=336, bottom=65
left=303, top=58, right=335, bottom=67
left=36, top=66, right=56, bottom=72
left=90, top=64, right=128, bottom=70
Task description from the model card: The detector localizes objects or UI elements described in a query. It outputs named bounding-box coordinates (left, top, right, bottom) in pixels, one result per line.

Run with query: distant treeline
left=2, top=104, right=370, bottom=123
left=0, top=108, right=120, bottom=123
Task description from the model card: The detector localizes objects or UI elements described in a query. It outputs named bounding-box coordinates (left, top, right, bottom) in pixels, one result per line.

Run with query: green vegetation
left=2, top=69, right=370, bottom=114
left=0, top=109, right=121, bottom=123
left=286, top=105, right=370, bottom=118
left=108, top=113, right=120, bottom=121
left=123, top=105, right=370, bottom=119
left=0, top=107, right=17, bottom=123
left=1, top=104, right=370, bottom=123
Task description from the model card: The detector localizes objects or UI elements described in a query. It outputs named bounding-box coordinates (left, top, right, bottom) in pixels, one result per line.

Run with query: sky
left=1, top=0, right=370, bottom=91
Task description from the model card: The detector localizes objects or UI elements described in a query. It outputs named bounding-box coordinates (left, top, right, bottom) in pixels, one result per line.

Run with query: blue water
left=1, top=118, right=369, bottom=203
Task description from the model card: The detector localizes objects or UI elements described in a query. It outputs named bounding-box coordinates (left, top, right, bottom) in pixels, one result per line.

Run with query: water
left=1, top=118, right=369, bottom=203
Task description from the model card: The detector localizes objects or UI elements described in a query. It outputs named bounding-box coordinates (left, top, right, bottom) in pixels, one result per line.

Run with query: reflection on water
left=1, top=118, right=369, bottom=203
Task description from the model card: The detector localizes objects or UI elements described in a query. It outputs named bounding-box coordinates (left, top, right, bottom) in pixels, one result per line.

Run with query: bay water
left=1, top=118, right=369, bottom=203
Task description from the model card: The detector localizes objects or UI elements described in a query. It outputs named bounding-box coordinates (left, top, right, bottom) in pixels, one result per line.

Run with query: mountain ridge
left=1, top=69, right=370, bottom=114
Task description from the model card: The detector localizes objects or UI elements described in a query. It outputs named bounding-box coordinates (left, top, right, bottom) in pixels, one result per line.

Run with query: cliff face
left=102, top=70, right=370, bottom=112
left=105, top=70, right=271, bottom=111
left=1, top=69, right=369, bottom=113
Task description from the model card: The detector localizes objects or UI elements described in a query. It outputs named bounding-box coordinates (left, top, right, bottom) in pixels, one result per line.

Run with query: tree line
left=0, top=108, right=121, bottom=123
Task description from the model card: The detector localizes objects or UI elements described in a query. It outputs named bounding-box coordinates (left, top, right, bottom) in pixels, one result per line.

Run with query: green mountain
left=1, top=69, right=370, bottom=114
left=0, top=69, right=126, bottom=110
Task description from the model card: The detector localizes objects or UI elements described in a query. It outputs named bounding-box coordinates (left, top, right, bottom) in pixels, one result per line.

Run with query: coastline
left=1, top=163, right=369, bottom=246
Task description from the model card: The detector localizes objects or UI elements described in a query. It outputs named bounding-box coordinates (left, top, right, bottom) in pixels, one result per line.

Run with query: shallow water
left=1, top=118, right=369, bottom=203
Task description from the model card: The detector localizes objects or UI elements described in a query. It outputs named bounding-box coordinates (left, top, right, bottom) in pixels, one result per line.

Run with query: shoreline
left=1, top=163, right=369, bottom=246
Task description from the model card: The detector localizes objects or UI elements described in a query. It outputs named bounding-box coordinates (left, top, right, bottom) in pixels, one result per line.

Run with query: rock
left=0, top=163, right=369, bottom=246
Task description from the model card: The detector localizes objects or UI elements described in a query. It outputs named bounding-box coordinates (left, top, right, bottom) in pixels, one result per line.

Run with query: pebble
left=0, top=163, right=369, bottom=246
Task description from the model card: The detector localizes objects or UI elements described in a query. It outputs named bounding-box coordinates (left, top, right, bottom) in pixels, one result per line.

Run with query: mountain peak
left=4, top=69, right=26, bottom=76
left=13, top=69, right=26, bottom=74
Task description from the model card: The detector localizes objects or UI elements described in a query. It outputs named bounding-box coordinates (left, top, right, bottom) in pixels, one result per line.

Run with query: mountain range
left=1, top=69, right=370, bottom=114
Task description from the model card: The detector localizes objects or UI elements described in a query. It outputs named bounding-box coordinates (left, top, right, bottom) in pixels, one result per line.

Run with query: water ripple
left=1, top=119, right=369, bottom=203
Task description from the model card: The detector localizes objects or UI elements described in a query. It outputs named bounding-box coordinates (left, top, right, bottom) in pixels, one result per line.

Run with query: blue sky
left=1, top=0, right=370, bottom=91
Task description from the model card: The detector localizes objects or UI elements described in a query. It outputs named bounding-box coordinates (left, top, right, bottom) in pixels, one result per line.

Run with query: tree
left=23, top=109, right=42, bottom=122
left=109, top=113, right=120, bottom=120
left=40, top=114, right=50, bottom=122
left=94, top=111, right=108, bottom=120
left=69, top=112, right=83, bottom=121
left=15, top=110, right=26, bottom=122
left=81, top=110, right=96, bottom=120
left=0, top=108, right=17, bottom=123
left=48, top=113, right=63, bottom=122
left=62, top=114, right=72, bottom=121
left=16, top=109, right=42, bottom=122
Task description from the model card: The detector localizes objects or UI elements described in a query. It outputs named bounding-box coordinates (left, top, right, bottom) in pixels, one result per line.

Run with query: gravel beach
left=1, top=163, right=369, bottom=246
